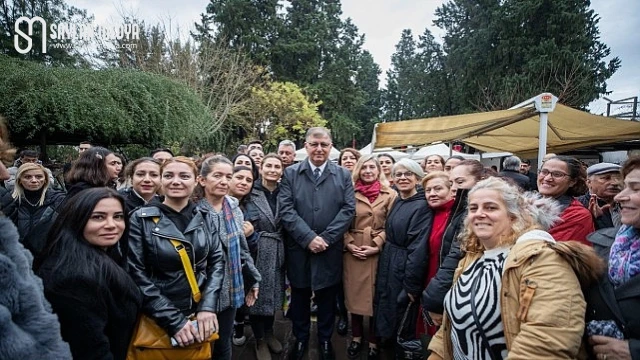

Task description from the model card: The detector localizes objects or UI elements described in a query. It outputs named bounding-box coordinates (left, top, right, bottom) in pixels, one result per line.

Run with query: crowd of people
left=0, top=124, right=639, bottom=360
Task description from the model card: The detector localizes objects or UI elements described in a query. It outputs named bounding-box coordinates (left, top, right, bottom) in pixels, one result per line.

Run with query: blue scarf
left=609, top=225, right=640, bottom=288
left=223, top=198, right=245, bottom=308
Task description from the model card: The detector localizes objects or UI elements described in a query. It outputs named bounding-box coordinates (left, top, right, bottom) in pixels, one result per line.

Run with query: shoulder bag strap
left=470, top=274, right=500, bottom=360
left=153, top=217, right=202, bottom=303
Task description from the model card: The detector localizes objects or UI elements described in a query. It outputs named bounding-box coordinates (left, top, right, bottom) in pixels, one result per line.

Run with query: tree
left=383, top=29, right=418, bottom=121
left=434, top=0, right=620, bottom=111
left=244, top=81, right=326, bottom=148
left=193, top=0, right=281, bottom=66
left=0, top=0, right=92, bottom=66
left=0, top=55, right=213, bottom=157
left=96, top=20, right=263, bottom=153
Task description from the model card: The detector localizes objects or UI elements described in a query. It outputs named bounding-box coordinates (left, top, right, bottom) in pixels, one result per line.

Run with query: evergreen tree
left=193, top=0, right=281, bottom=66
left=383, top=29, right=418, bottom=121
left=434, top=0, right=620, bottom=110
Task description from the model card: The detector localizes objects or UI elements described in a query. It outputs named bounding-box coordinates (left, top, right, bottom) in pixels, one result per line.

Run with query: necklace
left=22, top=196, right=40, bottom=207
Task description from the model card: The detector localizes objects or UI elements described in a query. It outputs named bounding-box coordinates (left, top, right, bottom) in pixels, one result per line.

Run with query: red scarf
left=355, top=179, right=381, bottom=203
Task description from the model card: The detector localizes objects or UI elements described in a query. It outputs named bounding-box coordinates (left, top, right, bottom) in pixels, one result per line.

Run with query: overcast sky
left=67, top=0, right=639, bottom=114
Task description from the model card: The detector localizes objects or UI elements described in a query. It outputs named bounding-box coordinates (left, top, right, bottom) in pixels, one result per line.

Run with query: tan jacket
left=428, top=230, right=587, bottom=359
left=343, top=186, right=397, bottom=316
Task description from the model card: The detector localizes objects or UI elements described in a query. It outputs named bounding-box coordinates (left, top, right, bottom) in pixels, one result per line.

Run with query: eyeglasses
left=393, top=171, right=415, bottom=179
left=538, top=169, right=570, bottom=179
left=306, top=142, right=331, bottom=149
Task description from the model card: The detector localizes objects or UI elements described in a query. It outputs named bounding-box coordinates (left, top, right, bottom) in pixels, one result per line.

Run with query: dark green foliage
left=0, top=55, right=212, bottom=148
left=433, top=0, right=620, bottom=111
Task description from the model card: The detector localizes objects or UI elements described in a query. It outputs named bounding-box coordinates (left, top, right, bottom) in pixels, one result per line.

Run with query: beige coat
left=428, top=231, right=591, bottom=359
left=343, top=186, right=397, bottom=316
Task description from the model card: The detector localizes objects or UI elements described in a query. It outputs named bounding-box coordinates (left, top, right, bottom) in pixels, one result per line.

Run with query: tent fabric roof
left=374, top=104, right=640, bottom=158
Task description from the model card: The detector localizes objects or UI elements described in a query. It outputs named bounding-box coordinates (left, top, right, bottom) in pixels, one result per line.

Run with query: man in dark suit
left=279, top=127, right=356, bottom=360
left=519, top=158, right=538, bottom=191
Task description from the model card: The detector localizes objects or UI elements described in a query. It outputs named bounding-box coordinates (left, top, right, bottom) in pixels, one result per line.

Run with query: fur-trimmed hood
left=0, top=216, right=71, bottom=359
left=522, top=191, right=563, bottom=231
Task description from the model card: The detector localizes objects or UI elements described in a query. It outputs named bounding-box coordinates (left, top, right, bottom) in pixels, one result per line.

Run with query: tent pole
left=537, top=112, right=548, bottom=169
left=371, top=123, right=378, bottom=151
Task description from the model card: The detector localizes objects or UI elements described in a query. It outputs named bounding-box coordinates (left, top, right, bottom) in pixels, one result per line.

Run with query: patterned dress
left=444, top=247, right=510, bottom=360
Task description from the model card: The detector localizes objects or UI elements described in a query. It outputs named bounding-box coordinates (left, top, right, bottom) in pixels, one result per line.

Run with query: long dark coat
left=373, top=189, right=432, bottom=338
left=246, top=184, right=286, bottom=316
left=279, top=159, right=355, bottom=290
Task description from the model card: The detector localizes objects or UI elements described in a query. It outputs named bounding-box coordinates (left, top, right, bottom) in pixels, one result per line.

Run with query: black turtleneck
left=23, top=188, right=44, bottom=208
left=155, top=201, right=197, bottom=233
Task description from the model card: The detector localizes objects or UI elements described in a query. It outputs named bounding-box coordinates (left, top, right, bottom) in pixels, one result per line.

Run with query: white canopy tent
left=410, top=143, right=480, bottom=161
left=359, top=143, right=410, bottom=160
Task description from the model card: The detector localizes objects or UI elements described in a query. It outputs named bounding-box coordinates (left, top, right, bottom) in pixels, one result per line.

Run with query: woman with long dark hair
left=35, top=188, right=142, bottom=360
left=127, top=157, right=225, bottom=354
left=0, top=162, right=65, bottom=256
left=65, top=146, right=119, bottom=199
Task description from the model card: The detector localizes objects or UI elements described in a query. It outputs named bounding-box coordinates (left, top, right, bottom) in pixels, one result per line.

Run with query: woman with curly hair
left=428, top=177, right=603, bottom=359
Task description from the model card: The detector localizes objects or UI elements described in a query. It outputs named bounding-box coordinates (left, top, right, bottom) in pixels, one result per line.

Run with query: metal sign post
left=533, top=93, right=558, bottom=168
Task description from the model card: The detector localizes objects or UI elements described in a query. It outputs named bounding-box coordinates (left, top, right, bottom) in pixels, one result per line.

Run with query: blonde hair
left=421, top=170, right=450, bottom=189
left=352, top=154, right=389, bottom=187
left=460, top=177, right=537, bottom=254
left=12, top=163, right=49, bottom=206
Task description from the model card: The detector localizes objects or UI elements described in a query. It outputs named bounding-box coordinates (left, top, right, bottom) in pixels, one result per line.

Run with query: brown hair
left=261, top=153, right=283, bottom=168
left=0, top=115, right=16, bottom=164
left=124, top=157, right=161, bottom=180
left=161, top=156, right=198, bottom=178
left=456, top=159, right=485, bottom=181
left=66, top=146, right=113, bottom=186
left=543, top=156, right=588, bottom=197
left=622, top=156, right=640, bottom=179
left=338, top=148, right=361, bottom=166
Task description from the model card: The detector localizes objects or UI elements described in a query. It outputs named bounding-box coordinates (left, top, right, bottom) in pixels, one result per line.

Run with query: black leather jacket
left=127, top=204, right=225, bottom=336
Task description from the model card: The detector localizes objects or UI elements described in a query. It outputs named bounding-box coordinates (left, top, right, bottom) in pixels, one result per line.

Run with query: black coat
left=39, top=249, right=142, bottom=360
left=422, top=188, right=469, bottom=314
left=0, top=188, right=65, bottom=256
left=585, top=226, right=640, bottom=359
left=499, top=169, right=531, bottom=191
left=373, top=189, right=432, bottom=338
left=127, top=204, right=226, bottom=336
left=118, top=187, right=161, bottom=215
left=279, top=160, right=355, bottom=290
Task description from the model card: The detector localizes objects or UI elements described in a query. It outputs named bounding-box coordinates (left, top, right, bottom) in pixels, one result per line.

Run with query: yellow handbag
left=127, top=219, right=219, bottom=360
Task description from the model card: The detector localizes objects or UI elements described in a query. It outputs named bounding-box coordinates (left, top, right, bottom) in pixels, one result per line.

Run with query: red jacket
left=549, top=199, right=594, bottom=245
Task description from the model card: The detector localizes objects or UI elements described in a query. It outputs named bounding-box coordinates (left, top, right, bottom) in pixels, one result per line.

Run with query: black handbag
left=396, top=302, right=424, bottom=360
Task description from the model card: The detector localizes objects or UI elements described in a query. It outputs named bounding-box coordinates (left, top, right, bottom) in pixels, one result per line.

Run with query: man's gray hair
left=278, top=139, right=296, bottom=152
left=393, top=158, right=425, bottom=179
left=305, top=127, right=332, bottom=141
left=503, top=156, right=521, bottom=171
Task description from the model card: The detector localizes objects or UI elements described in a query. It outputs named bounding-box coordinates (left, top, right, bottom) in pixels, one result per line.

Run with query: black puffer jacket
left=127, top=204, right=226, bottom=336
left=0, top=188, right=65, bottom=256
left=422, top=188, right=469, bottom=314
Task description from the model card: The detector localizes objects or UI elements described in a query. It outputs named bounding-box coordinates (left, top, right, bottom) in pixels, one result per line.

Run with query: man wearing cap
left=577, top=162, right=623, bottom=229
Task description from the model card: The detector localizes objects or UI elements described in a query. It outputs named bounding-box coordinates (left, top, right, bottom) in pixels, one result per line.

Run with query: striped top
left=444, top=247, right=510, bottom=360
